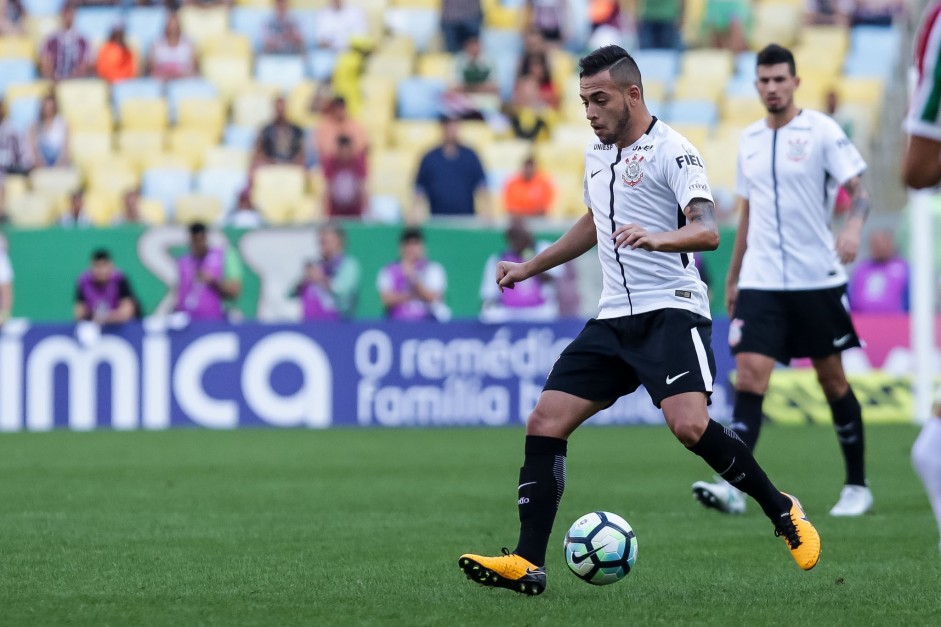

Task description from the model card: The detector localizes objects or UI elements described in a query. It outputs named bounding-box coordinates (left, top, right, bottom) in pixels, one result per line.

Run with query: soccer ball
left=563, top=511, right=638, bottom=585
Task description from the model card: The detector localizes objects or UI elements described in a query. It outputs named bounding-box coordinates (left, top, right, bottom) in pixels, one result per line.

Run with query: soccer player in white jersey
left=691, top=44, right=873, bottom=518
left=902, top=0, right=941, bottom=555
left=457, top=45, right=820, bottom=597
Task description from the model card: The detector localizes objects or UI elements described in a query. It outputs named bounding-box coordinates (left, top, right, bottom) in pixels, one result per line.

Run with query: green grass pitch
left=1, top=424, right=939, bottom=625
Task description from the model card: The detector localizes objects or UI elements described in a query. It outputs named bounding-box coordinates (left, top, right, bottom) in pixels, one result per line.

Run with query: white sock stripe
left=553, top=455, right=566, bottom=507
left=690, top=328, right=713, bottom=392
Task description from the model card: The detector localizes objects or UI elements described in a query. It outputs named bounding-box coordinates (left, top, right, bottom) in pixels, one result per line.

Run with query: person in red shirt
left=96, top=25, right=137, bottom=83
left=502, top=156, right=555, bottom=216
left=322, top=135, right=367, bottom=217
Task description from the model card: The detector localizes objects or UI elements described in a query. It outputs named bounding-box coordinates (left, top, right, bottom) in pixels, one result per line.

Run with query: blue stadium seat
left=231, top=7, right=273, bottom=52
left=735, top=51, right=757, bottom=78
left=126, top=6, right=167, bottom=55
left=8, top=96, right=39, bottom=134
left=663, top=100, right=718, bottom=126
left=493, top=53, right=520, bottom=102
left=224, top=125, right=258, bottom=151
left=256, top=55, right=306, bottom=93
left=166, top=78, right=218, bottom=120
left=646, top=99, right=664, bottom=120
left=0, top=60, right=37, bottom=98
left=141, top=168, right=193, bottom=216
left=307, top=50, right=337, bottom=81
left=724, top=77, right=756, bottom=97
left=112, top=78, right=163, bottom=114
left=292, top=9, right=320, bottom=49
left=850, top=25, right=899, bottom=55
left=22, top=0, right=62, bottom=17
left=74, top=7, right=122, bottom=44
left=197, top=168, right=249, bottom=213
left=481, top=28, right=523, bottom=58
left=384, top=8, right=439, bottom=53
left=843, top=52, right=893, bottom=78
left=396, top=77, right=445, bottom=120
left=632, top=50, right=679, bottom=82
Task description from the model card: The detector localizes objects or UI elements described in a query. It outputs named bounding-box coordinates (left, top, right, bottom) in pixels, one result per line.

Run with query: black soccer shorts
left=543, top=308, right=716, bottom=409
left=729, top=286, right=861, bottom=364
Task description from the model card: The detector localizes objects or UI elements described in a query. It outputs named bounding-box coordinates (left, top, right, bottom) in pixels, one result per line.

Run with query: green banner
left=3, top=224, right=736, bottom=322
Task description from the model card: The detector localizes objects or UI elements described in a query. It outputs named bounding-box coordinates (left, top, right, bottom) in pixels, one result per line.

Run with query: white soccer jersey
left=583, top=118, right=713, bottom=320
left=736, top=109, right=866, bottom=291
left=905, top=0, right=941, bottom=140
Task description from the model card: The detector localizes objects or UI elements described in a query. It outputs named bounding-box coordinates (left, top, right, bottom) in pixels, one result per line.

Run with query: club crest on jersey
left=622, top=154, right=645, bottom=187
left=787, top=138, right=809, bottom=161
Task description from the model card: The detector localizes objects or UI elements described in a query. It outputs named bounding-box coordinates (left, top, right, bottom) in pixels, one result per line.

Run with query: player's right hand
left=496, top=261, right=529, bottom=293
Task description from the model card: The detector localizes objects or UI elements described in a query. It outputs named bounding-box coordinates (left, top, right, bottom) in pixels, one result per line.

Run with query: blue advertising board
left=0, top=318, right=735, bottom=431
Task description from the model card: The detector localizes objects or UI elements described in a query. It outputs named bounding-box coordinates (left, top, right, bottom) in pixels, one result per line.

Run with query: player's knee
left=735, top=367, right=769, bottom=395
left=816, top=371, right=848, bottom=400
left=526, top=405, right=561, bottom=437
left=668, top=417, right=707, bottom=447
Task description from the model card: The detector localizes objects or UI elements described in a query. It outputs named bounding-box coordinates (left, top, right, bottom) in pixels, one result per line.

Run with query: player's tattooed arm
left=613, top=197, right=719, bottom=252
left=836, top=175, right=869, bottom=263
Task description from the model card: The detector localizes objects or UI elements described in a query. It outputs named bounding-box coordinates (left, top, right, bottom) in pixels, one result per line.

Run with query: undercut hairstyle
left=756, top=44, right=796, bottom=76
left=91, top=248, right=110, bottom=262
left=578, top=45, right=643, bottom=94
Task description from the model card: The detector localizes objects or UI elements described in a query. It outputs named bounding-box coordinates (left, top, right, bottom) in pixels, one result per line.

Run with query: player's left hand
left=835, top=228, right=860, bottom=264
left=613, top=224, right=660, bottom=251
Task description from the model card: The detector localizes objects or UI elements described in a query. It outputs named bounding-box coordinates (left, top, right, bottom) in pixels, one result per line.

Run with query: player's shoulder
left=740, top=118, right=768, bottom=142
left=653, top=120, right=702, bottom=154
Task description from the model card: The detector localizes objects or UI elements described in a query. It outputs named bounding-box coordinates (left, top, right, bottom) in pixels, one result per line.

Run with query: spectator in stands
left=27, top=94, right=69, bottom=168
left=113, top=189, right=145, bottom=225
left=59, top=190, right=91, bottom=228
left=849, top=229, right=910, bottom=313
left=638, top=0, right=684, bottom=49
left=480, top=218, right=560, bottom=323
left=223, top=189, right=265, bottom=229
left=96, top=24, right=137, bottom=84
left=515, top=52, right=559, bottom=109
left=262, top=0, right=304, bottom=55
left=702, top=0, right=748, bottom=53
left=526, top=0, right=565, bottom=45
left=441, top=0, right=483, bottom=53
left=314, top=0, right=367, bottom=52
left=253, top=96, right=304, bottom=167
left=0, top=100, right=31, bottom=176
left=296, top=223, right=360, bottom=320
left=378, top=227, right=449, bottom=321
left=0, top=0, right=25, bottom=35
left=329, top=36, right=373, bottom=118
left=0, top=234, right=12, bottom=325
left=588, top=0, right=627, bottom=49
left=443, top=35, right=500, bottom=120
left=413, top=118, right=489, bottom=219
left=503, top=156, right=554, bottom=216
left=315, top=96, right=367, bottom=161
left=172, top=222, right=242, bottom=322
left=74, top=249, right=139, bottom=324
left=148, top=10, right=196, bottom=81
left=508, top=76, right=554, bottom=141
left=805, top=0, right=851, bottom=26
left=40, top=3, right=90, bottom=81
left=849, top=0, right=905, bottom=26
left=322, top=135, right=367, bottom=218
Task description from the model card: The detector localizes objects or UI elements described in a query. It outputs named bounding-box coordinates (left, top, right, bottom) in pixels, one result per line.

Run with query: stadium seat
left=850, top=25, right=899, bottom=58
left=139, top=197, right=167, bottom=224
left=721, top=95, right=767, bottom=125
left=836, top=77, right=884, bottom=107
left=0, top=37, right=36, bottom=61
left=481, top=139, right=533, bottom=174
left=201, top=32, right=253, bottom=58
left=417, top=53, right=454, bottom=79
left=2, top=174, right=27, bottom=206
left=668, top=124, right=709, bottom=151
left=141, top=167, right=193, bottom=216
left=389, top=120, right=439, bottom=153
left=664, top=100, right=718, bottom=127
left=459, top=121, right=494, bottom=153
left=632, top=50, right=680, bottom=82
left=671, top=75, right=725, bottom=103
left=256, top=55, right=307, bottom=92
left=0, top=59, right=37, bottom=98
left=117, top=130, right=166, bottom=169
left=22, top=0, right=61, bottom=17
left=291, top=194, right=323, bottom=224
left=233, top=91, right=276, bottom=128
left=74, top=6, right=122, bottom=46
left=307, top=49, right=338, bottom=81
left=66, top=106, right=114, bottom=133
left=365, top=52, right=415, bottom=82
left=480, top=28, right=523, bottom=58
left=724, top=76, right=757, bottom=98
left=119, top=98, right=169, bottom=131
left=179, top=5, right=231, bottom=51
left=112, top=78, right=163, bottom=112
left=223, top=125, right=258, bottom=151
left=166, top=78, right=218, bottom=120
left=749, top=1, right=801, bottom=49
left=84, top=189, right=121, bottom=226
left=55, top=79, right=109, bottom=121
left=7, top=96, right=40, bottom=134
left=25, top=14, right=60, bottom=49
left=384, top=8, right=439, bottom=53
left=368, top=149, right=417, bottom=210
left=287, top=81, right=319, bottom=128
left=680, top=49, right=733, bottom=82
left=139, top=152, right=193, bottom=172
left=197, top=167, right=249, bottom=213
left=202, top=54, right=253, bottom=100
left=230, top=7, right=273, bottom=51
left=396, top=77, right=445, bottom=120
left=85, top=155, right=138, bottom=194
left=126, top=6, right=167, bottom=54
left=493, top=52, right=520, bottom=102
left=800, top=25, right=849, bottom=58
left=69, top=131, right=113, bottom=168
left=177, top=97, right=226, bottom=140
left=174, top=193, right=223, bottom=225
left=7, top=192, right=54, bottom=227
left=203, top=146, right=251, bottom=171
left=292, top=9, right=321, bottom=49
left=5, top=81, right=51, bottom=107
left=29, top=166, right=82, bottom=210
left=167, top=128, right=216, bottom=170
left=251, top=164, right=306, bottom=223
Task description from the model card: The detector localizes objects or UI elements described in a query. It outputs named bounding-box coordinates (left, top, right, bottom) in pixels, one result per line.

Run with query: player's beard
left=598, top=106, right=632, bottom=146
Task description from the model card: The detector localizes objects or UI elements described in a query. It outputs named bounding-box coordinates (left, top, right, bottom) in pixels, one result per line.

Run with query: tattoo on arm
left=843, top=177, right=871, bottom=221
left=686, top=198, right=719, bottom=235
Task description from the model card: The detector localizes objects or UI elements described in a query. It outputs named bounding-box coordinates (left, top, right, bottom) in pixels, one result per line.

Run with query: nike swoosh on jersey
left=832, top=334, right=852, bottom=347
left=590, top=169, right=603, bottom=178
left=665, top=371, right=690, bottom=385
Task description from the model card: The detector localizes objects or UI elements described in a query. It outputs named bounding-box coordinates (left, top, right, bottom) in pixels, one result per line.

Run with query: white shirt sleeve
left=664, top=138, right=715, bottom=209
left=822, top=116, right=867, bottom=185
left=0, top=251, right=11, bottom=285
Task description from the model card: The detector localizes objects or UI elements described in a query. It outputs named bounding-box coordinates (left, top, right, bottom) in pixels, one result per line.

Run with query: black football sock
left=730, top=390, right=764, bottom=451
left=513, top=435, right=567, bottom=567
left=829, top=387, right=866, bottom=486
left=689, top=420, right=791, bottom=522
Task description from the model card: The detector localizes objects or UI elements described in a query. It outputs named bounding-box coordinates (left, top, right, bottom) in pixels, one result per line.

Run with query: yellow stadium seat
left=65, top=107, right=113, bottom=133
left=288, top=0, right=328, bottom=7
left=671, top=74, right=725, bottom=102
left=481, top=139, right=533, bottom=173
left=365, top=53, right=415, bottom=82
left=836, top=77, right=884, bottom=107
left=390, top=120, right=440, bottom=152
left=546, top=169, right=585, bottom=220
left=669, top=124, right=710, bottom=150
left=362, top=115, right=390, bottom=150
left=0, top=37, right=35, bottom=60
left=203, top=146, right=251, bottom=171
left=417, top=53, right=454, bottom=79
left=644, top=79, right=666, bottom=103
left=749, top=2, right=802, bottom=49
left=55, top=79, right=109, bottom=117
left=484, top=0, right=522, bottom=29
left=287, top=81, right=319, bottom=128
left=175, top=193, right=223, bottom=225
left=290, top=194, right=323, bottom=224
left=683, top=0, right=707, bottom=46
left=69, top=131, right=113, bottom=168
left=29, top=166, right=82, bottom=202
left=25, top=15, right=58, bottom=45
left=549, top=49, right=576, bottom=88
left=86, top=156, right=139, bottom=197
left=2, top=174, right=28, bottom=205
left=721, top=95, right=767, bottom=125
left=167, top=128, right=216, bottom=170
left=550, top=122, right=595, bottom=147
left=202, top=54, right=253, bottom=100
left=139, top=197, right=167, bottom=224
left=392, top=0, right=439, bottom=7
left=680, top=49, right=734, bottom=81
left=140, top=152, right=193, bottom=172
left=120, top=98, right=168, bottom=131
left=800, top=26, right=849, bottom=58
left=534, top=142, right=584, bottom=179
left=118, top=130, right=166, bottom=169
left=200, top=33, right=252, bottom=58
left=459, top=121, right=494, bottom=152
left=368, top=149, right=418, bottom=209
left=6, top=81, right=52, bottom=104
left=237, top=0, right=273, bottom=6
left=232, top=91, right=276, bottom=128
left=84, top=189, right=121, bottom=226
left=178, top=6, right=231, bottom=50
left=713, top=122, right=748, bottom=144
left=699, top=138, right=738, bottom=191
left=8, top=192, right=54, bottom=227
left=177, top=97, right=226, bottom=140
left=251, top=164, right=307, bottom=222
left=792, top=48, right=842, bottom=80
